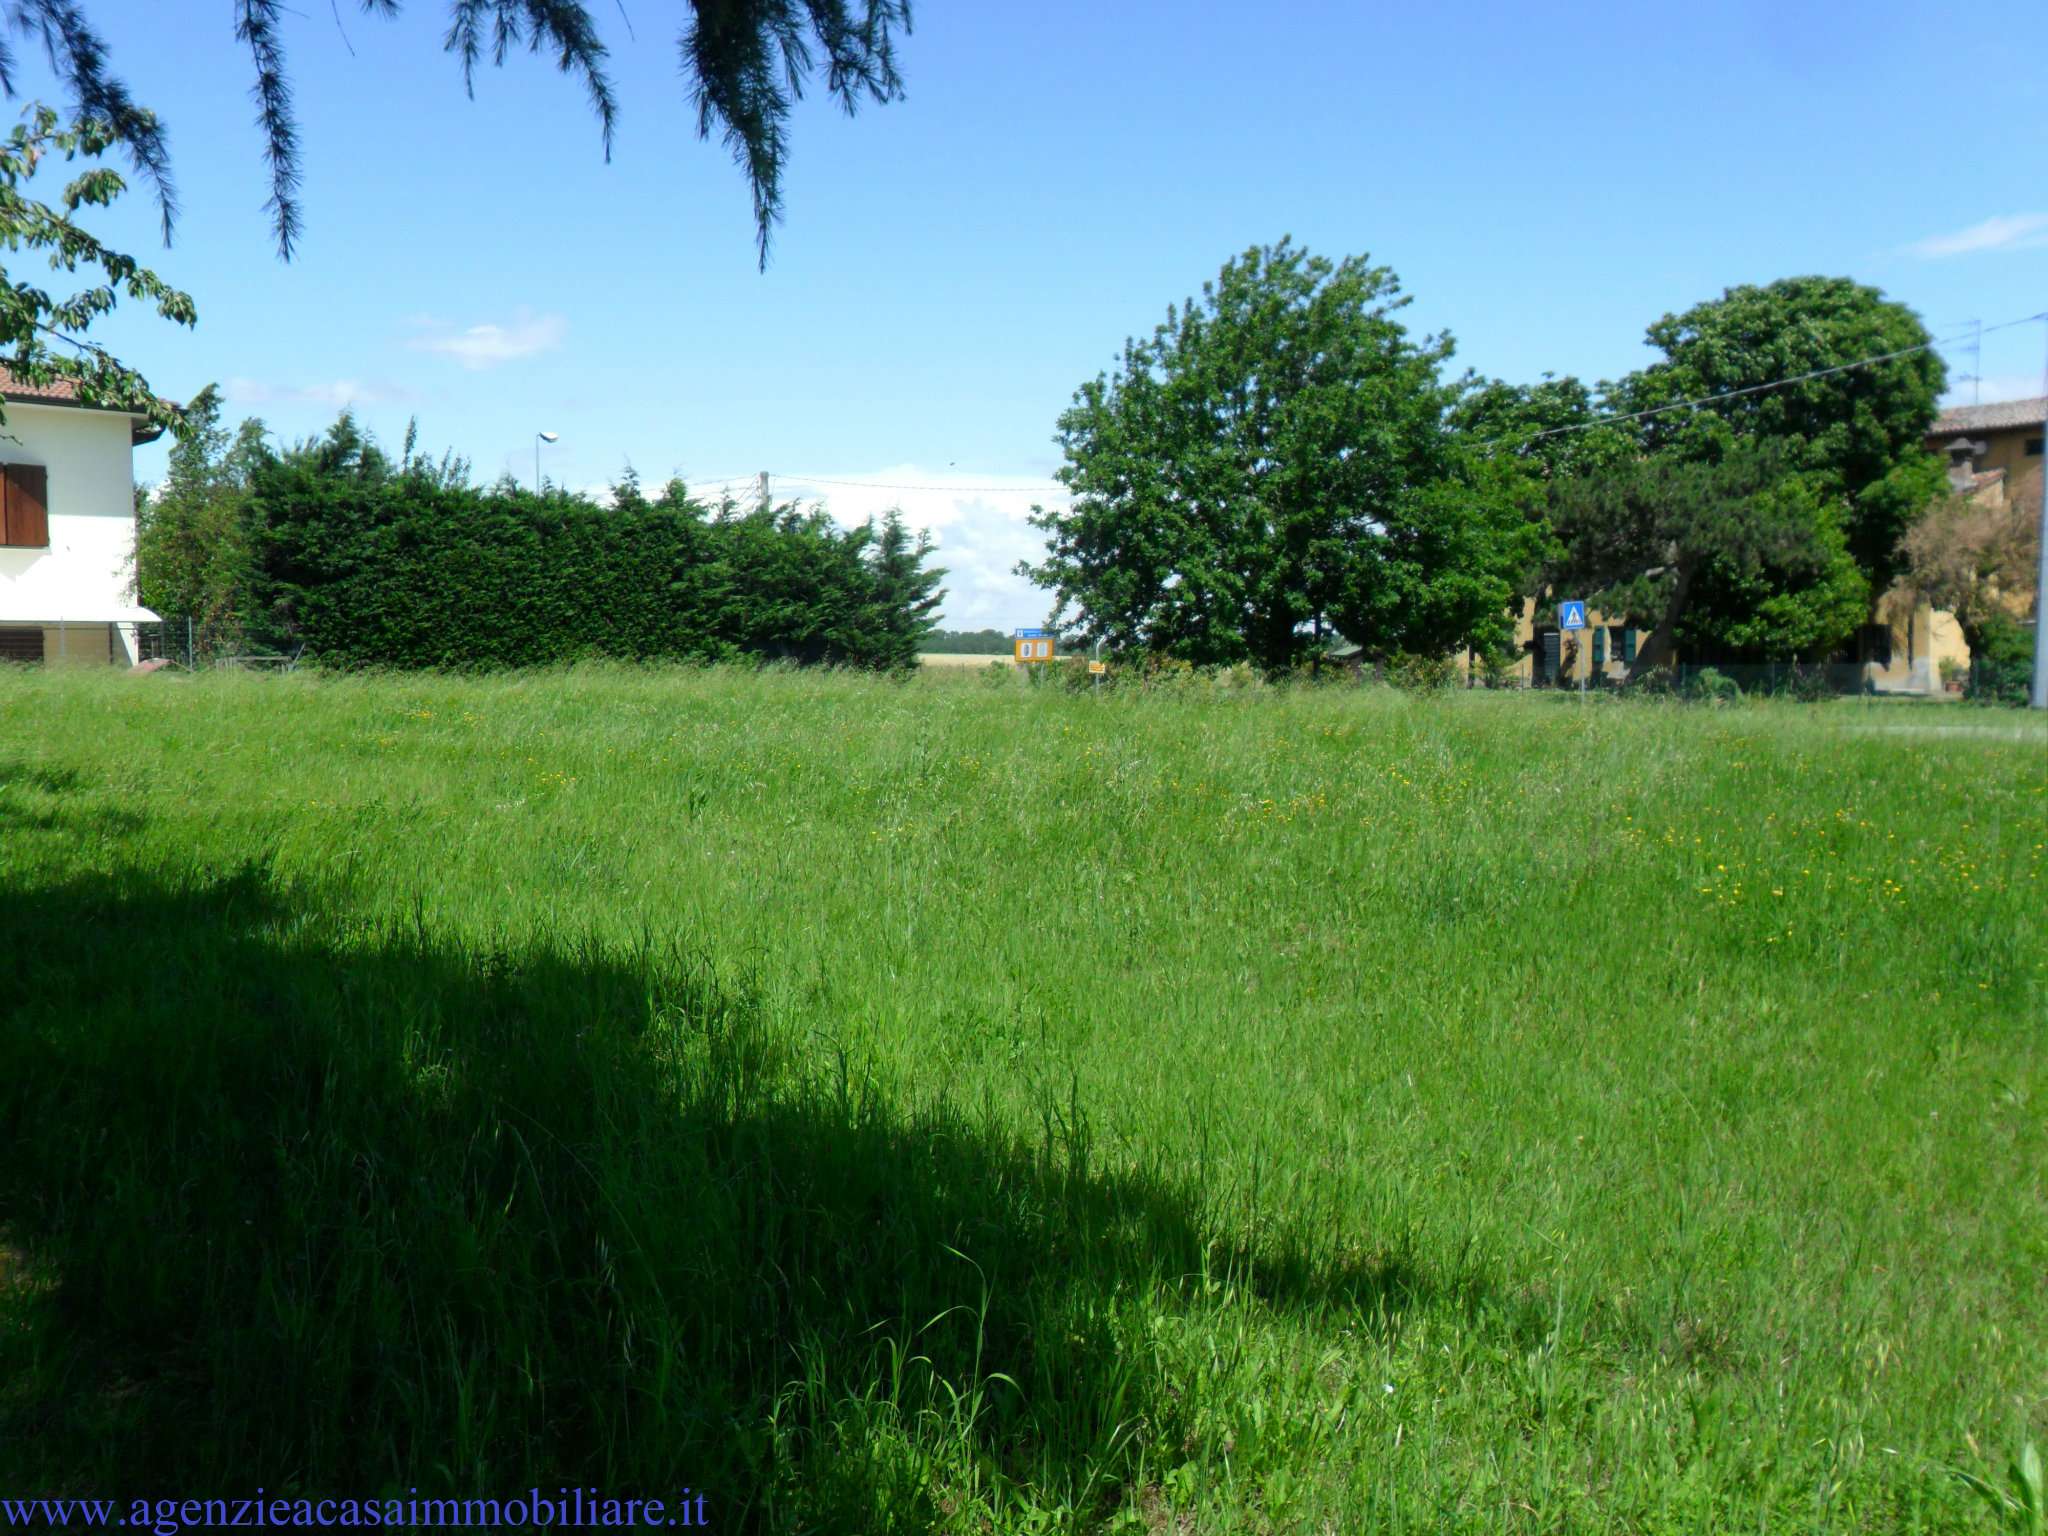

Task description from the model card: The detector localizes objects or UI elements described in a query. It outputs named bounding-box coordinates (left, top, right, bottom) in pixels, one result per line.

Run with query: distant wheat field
left=1, top=665, right=2041, bottom=1532
left=919, top=650, right=1012, bottom=668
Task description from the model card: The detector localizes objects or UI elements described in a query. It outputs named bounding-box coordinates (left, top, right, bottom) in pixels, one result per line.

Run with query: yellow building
left=1930, top=395, right=2046, bottom=516
left=1863, top=396, right=2044, bottom=693
left=1478, top=599, right=1643, bottom=689
left=1478, top=398, right=2042, bottom=692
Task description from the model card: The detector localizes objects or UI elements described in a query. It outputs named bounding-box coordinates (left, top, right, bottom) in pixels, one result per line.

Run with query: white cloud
left=693, top=466, right=1065, bottom=632
left=922, top=498, right=1064, bottom=633
left=224, top=377, right=411, bottom=408
left=407, top=310, right=567, bottom=369
left=1907, top=212, right=2048, bottom=259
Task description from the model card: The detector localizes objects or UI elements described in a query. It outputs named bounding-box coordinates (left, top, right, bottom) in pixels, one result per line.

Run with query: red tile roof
left=1928, top=396, right=2047, bottom=438
left=0, top=365, right=169, bottom=444
left=0, top=369, right=89, bottom=404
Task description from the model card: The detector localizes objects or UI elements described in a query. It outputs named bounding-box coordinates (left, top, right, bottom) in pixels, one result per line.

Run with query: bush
left=1121, top=654, right=1202, bottom=695
left=1619, top=666, right=1677, bottom=697
left=1968, top=611, right=2035, bottom=706
left=1685, top=667, right=1741, bottom=704
left=1475, top=646, right=1517, bottom=690
left=1386, top=652, right=1457, bottom=692
left=1033, top=656, right=1098, bottom=692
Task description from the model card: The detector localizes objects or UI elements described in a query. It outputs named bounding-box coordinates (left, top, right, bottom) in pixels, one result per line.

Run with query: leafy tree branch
left=0, top=104, right=192, bottom=432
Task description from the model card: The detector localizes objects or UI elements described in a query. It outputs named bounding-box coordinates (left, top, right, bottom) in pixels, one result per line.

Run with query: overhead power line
left=1513, top=309, right=2048, bottom=444
left=686, top=470, right=1064, bottom=495
left=774, top=472, right=1063, bottom=493
left=686, top=310, right=2048, bottom=486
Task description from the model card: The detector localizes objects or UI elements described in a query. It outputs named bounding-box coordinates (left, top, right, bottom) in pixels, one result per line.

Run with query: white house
left=0, top=370, right=165, bottom=665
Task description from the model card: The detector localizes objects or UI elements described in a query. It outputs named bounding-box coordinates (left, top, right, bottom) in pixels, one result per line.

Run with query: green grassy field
left=1, top=666, right=2042, bottom=1532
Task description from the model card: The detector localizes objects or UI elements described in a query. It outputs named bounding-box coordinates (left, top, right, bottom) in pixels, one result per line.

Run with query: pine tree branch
left=234, top=0, right=301, bottom=258
left=0, top=0, right=909, bottom=267
left=1, top=0, right=177, bottom=240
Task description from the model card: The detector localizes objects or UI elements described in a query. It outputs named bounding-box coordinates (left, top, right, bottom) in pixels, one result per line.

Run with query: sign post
left=1559, top=600, right=1588, bottom=696
left=1013, top=628, right=1056, bottom=665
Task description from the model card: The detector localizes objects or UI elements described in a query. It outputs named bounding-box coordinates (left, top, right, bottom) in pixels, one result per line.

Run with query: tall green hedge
left=246, top=462, right=942, bottom=671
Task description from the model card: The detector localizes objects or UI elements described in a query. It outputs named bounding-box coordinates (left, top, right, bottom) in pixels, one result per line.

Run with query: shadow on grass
left=0, top=762, right=144, bottom=840
left=0, top=843, right=1442, bottom=1527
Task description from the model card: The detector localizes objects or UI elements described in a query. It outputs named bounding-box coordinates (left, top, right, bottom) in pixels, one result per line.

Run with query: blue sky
left=33, top=0, right=2048, bottom=626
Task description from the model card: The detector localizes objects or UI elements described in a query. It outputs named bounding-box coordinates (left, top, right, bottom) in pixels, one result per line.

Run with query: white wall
left=0, top=402, right=145, bottom=624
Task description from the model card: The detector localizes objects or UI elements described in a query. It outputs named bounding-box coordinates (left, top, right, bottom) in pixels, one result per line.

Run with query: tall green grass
left=1, top=665, right=2041, bottom=1531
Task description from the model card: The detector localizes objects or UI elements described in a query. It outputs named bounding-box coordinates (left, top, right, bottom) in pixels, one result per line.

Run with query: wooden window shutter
left=2, top=464, right=47, bottom=547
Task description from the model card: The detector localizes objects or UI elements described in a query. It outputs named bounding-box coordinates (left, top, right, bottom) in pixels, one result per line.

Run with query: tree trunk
left=1626, top=557, right=1695, bottom=682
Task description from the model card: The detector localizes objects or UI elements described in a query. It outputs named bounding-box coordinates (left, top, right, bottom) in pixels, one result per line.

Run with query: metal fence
left=131, top=618, right=194, bottom=669
left=1515, top=658, right=2038, bottom=702
left=129, top=618, right=300, bottom=672
left=16, top=621, right=2027, bottom=701
left=1544, top=661, right=1872, bottom=698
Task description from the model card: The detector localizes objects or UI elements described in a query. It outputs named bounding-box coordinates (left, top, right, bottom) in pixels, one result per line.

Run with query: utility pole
left=2033, top=411, right=2048, bottom=709
left=2034, top=322, right=2048, bottom=709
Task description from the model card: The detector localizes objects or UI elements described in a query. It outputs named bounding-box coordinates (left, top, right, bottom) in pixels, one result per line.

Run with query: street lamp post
left=535, top=431, right=560, bottom=496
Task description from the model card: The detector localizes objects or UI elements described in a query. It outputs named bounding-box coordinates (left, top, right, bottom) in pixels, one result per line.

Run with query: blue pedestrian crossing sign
left=1558, top=600, right=1588, bottom=631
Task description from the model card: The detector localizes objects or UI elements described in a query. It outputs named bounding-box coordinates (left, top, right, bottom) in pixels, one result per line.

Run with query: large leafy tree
left=133, top=384, right=268, bottom=648
left=0, top=105, right=191, bottom=428
left=1450, top=374, right=1635, bottom=485
left=1609, top=276, right=1946, bottom=595
left=1543, top=444, right=1869, bottom=675
left=1446, top=374, right=1636, bottom=615
left=1022, top=239, right=1534, bottom=672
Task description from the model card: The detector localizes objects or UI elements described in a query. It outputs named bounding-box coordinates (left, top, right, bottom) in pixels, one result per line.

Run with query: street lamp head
left=532, top=431, right=561, bottom=497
